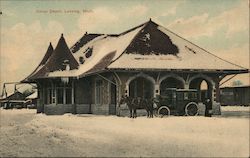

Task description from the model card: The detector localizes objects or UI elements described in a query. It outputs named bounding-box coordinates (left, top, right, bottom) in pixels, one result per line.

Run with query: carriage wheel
left=185, top=102, right=198, bottom=116
left=157, top=106, right=170, bottom=117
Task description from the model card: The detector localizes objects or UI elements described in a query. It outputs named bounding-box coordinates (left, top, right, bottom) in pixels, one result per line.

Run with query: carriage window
left=177, top=93, right=183, bottom=101
left=189, top=92, right=197, bottom=100
left=95, top=80, right=103, bottom=104
left=184, top=92, right=188, bottom=100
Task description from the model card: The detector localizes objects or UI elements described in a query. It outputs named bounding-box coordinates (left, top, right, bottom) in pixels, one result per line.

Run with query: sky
left=0, top=0, right=249, bottom=93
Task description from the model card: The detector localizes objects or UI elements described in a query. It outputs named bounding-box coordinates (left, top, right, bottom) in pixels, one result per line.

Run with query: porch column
left=184, top=82, right=189, bottom=89
left=41, top=85, right=45, bottom=113
left=212, top=81, right=221, bottom=115
left=72, top=80, right=76, bottom=114
left=155, top=84, right=160, bottom=96
left=72, top=80, right=75, bottom=104
left=37, top=83, right=43, bottom=113
left=125, top=84, right=129, bottom=96
left=63, top=88, right=66, bottom=104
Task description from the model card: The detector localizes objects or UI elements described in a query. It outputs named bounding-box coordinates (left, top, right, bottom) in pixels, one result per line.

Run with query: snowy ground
left=0, top=106, right=249, bottom=157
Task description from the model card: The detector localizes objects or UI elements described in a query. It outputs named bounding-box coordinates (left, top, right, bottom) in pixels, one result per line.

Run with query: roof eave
left=107, top=68, right=249, bottom=74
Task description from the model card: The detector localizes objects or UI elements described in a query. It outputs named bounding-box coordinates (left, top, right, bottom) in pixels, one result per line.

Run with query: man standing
left=205, top=98, right=212, bottom=117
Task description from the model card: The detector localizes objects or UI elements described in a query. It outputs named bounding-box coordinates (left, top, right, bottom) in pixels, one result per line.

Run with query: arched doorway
left=189, top=77, right=214, bottom=116
left=129, top=77, right=154, bottom=99
left=160, top=77, right=184, bottom=95
left=189, top=77, right=213, bottom=103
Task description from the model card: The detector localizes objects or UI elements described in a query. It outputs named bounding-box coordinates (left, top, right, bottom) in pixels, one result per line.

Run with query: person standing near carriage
left=205, top=98, right=212, bottom=117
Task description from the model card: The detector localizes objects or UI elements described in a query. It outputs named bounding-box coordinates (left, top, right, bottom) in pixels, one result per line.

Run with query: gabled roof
left=22, top=43, right=54, bottom=82
left=48, top=24, right=144, bottom=77
left=24, top=34, right=79, bottom=81
left=39, top=42, right=54, bottom=65
left=125, top=20, right=179, bottom=55
left=25, top=19, right=248, bottom=80
left=44, top=34, right=79, bottom=71
left=108, top=20, right=247, bottom=71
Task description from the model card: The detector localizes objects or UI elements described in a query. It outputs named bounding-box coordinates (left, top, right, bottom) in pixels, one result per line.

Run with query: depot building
left=23, top=19, right=248, bottom=115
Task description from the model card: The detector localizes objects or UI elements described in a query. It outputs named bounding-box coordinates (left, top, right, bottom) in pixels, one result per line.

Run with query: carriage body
left=156, top=88, right=199, bottom=116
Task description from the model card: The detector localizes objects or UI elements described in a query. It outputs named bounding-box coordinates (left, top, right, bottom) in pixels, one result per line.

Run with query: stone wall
left=91, top=104, right=109, bottom=115
left=76, top=104, right=91, bottom=114
left=212, top=102, right=221, bottom=115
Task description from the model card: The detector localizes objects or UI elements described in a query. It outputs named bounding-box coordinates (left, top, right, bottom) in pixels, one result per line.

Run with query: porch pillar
left=72, top=80, right=75, bottom=104
left=72, top=80, right=76, bottom=114
left=125, top=84, right=129, bottom=96
left=155, top=84, right=160, bottom=96
left=184, top=82, right=189, bottom=89
left=212, top=81, right=221, bottom=115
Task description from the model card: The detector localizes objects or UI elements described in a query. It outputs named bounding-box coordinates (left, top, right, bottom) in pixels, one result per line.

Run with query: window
left=46, top=81, right=73, bottom=105
left=66, top=88, right=72, bottom=104
left=85, top=47, right=93, bottom=58
left=52, top=89, right=56, bottom=103
left=56, top=88, right=64, bottom=104
left=79, top=57, right=85, bottom=64
left=46, top=88, right=56, bottom=104
left=95, top=80, right=103, bottom=104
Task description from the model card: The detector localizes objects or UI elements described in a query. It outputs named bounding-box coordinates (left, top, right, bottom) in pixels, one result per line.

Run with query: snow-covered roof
left=26, top=91, right=37, bottom=99
left=24, top=34, right=79, bottom=80
left=48, top=23, right=145, bottom=77
left=108, top=22, right=247, bottom=70
left=24, top=20, right=248, bottom=80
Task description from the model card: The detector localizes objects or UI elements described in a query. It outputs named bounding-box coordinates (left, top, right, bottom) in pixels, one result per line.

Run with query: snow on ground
left=221, top=106, right=250, bottom=112
left=0, top=107, right=249, bottom=157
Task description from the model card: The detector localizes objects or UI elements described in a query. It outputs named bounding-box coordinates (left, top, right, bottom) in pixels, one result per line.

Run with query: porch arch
left=188, top=74, right=214, bottom=86
left=125, top=73, right=155, bottom=97
left=188, top=74, right=215, bottom=105
left=159, top=74, right=185, bottom=95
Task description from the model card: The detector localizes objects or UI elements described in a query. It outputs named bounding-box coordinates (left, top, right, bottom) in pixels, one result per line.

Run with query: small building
left=0, top=90, right=27, bottom=109
left=22, top=20, right=249, bottom=115
left=220, top=86, right=250, bottom=106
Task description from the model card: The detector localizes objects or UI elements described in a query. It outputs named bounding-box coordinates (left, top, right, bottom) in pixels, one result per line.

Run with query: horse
left=119, top=95, right=136, bottom=118
left=132, top=97, right=154, bottom=118
left=119, top=95, right=154, bottom=118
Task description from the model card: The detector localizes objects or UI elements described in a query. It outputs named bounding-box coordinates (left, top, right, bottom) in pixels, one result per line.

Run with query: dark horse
left=119, top=95, right=154, bottom=118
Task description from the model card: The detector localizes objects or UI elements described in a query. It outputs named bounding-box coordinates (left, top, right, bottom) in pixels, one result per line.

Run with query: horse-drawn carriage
left=119, top=88, right=200, bottom=118
left=155, top=88, right=199, bottom=117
